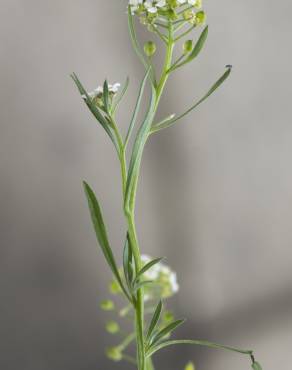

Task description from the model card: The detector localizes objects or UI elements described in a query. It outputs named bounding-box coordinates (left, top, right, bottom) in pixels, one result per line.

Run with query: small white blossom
left=82, top=82, right=121, bottom=100
left=141, top=254, right=179, bottom=298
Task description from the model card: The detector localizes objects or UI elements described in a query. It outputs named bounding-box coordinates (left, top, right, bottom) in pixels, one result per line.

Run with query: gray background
left=1, top=0, right=291, bottom=369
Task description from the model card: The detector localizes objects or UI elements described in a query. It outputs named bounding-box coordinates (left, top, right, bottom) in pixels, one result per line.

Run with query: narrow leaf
left=136, top=258, right=163, bottom=282
left=83, top=181, right=131, bottom=301
left=112, top=77, right=129, bottom=113
left=133, top=280, right=155, bottom=292
left=172, top=26, right=208, bottom=71
left=146, top=339, right=253, bottom=358
left=151, top=66, right=232, bottom=133
left=125, top=83, right=157, bottom=211
left=146, top=300, right=163, bottom=341
left=103, top=80, right=110, bottom=113
left=123, top=233, right=134, bottom=290
left=125, top=68, right=151, bottom=147
left=188, top=25, right=209, bottom=61
left=149, top=320, right=185, bottom=347
left=71, top=73, right=118, bottom=149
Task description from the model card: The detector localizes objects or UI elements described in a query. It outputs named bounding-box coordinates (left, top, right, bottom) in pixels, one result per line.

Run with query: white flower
left=82, top=82, right=120, bottom=100
left=140, top=254, right=179, bottom=297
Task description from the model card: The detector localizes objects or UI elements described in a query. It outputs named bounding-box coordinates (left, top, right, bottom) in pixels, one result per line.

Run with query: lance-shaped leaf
left=123, top=233, right=134, bottom=291
left=125, top=82, right=157, bottom=211
left=135, top=257, right=163, bottom=283
left=149, top=319, right=185, bottom=348
left=71, top=73, right=118, bottom=150
left=83, top=181, right=131, bottom=301
left=151, top=66, right=232, bottom=134
left=125, top=68, right=151, bottom=147
left=170, top=26, right=208, bottom=72
left=112, top=77, right=130, bottom=113
left=103, top=80, right=110, bottom=113
left=133, top=280, right=155, bottom=293
left=146, top=300, right=163, bottom=341
left=146, top=339, right=253, bottom=358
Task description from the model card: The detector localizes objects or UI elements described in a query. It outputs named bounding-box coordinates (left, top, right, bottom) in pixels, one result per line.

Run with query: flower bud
left=185, top=361, right=195, bottom=370
left=106, top=320, right=120, bottom=334
left=168, top=0, right=178, bottom=8
left=183, top=40, right=193, bottom=55
left=163, top=310, right=174, bottom=323
left=106, top=346, right=122, bottom=362
left=195, top=0, right=202, bottom=9
left=195, top=10, right=206, bottom=25
left=144, top=41, right=157, bottom=57
left=109, top=280, right=122, bottom=294
left=183, top=9, right=194, bottom=21
left=100, top=300, right=114, bottom=311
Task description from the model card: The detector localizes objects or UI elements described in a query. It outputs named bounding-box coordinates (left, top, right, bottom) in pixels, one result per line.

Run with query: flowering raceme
left=129, top=0, right=205, bottom=26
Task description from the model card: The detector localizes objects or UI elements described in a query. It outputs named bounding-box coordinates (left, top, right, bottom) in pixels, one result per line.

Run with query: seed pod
left=183, top=40, right=193, bottom=54
left=195, top=10, right=206, bottom=25
left=144, top=41, right=157, bottom=57
left=100, top=300, right=115, bottom=311
left=106, top=346, right=123, bottom=361
left=106, top=320, right=120, bottom=334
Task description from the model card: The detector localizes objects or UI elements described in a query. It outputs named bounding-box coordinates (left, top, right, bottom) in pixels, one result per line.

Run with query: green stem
left=113, top=21, right=175, bottom=370
left=124, top=23, right=175, bottom=370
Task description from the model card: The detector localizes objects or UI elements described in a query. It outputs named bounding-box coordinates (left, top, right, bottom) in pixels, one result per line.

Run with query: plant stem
left=126, top=23, right=174, bottom=370
left=117, top=22, right=175, bottom=370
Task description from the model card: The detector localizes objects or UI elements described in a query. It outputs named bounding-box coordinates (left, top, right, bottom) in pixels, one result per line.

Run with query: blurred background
left=1, top=0, right=292, bottom=369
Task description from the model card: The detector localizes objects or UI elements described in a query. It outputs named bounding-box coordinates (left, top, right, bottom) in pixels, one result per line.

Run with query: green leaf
left=83, top=181, right=131, bottom=301
left=146, top=339, right=253, bottom=358
left=135, top=258, right=163, bottom=282
left=133, top=280, right=155, bottom=292
left=103, top=80, right=110, bottom=113
left=123, top=233, right=134, bottom=290
left=112, top=77, right=129, bottom=113
left=71, top=73, right=118, bottom=150
left=149, top=320, right=185, bottom=347
left=171, top=26, right=208, bottom=71
left=151, top=66, right=232, bottom=133
left=252, top=361, right=263, bottom=370
left=146, top=300, right=163, bottom=341
left=125, top=82, right=157, bottom=212
left=125, top=68, right=151, bottom=147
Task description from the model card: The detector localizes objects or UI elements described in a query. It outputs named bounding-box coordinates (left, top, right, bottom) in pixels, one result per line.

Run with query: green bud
left=168, top=0, right=178, bottom=8
left=252, top=362, right=262, bottom=370
left=163, top=310, right=174, bottom=323
left=109, top=280, right=122, bottom=294
left=144, top=41, right=157, bottom=57
left=185, top=362, right=195, bottom=370
left=106, top=320, right=120, bottom=334
left=183, top=9, right=194, bottom=21
left=100, top=300, right=114, bottom=311
left=195, top=0, right=202, bottom=9
left=195, top=10, right=206, bottom=25
left=183, top=40, right=193, bottom=54
left=106, top=346, right=122, bottom=362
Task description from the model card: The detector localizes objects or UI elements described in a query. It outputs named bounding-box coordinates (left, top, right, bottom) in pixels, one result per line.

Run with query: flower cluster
left=108, top=255, right=179, bottom=301
left=82, top=82, right=121, bottom=108
left=129, top=0, right=205, bottom=26
left=141, top=254, right=179, bottom=300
